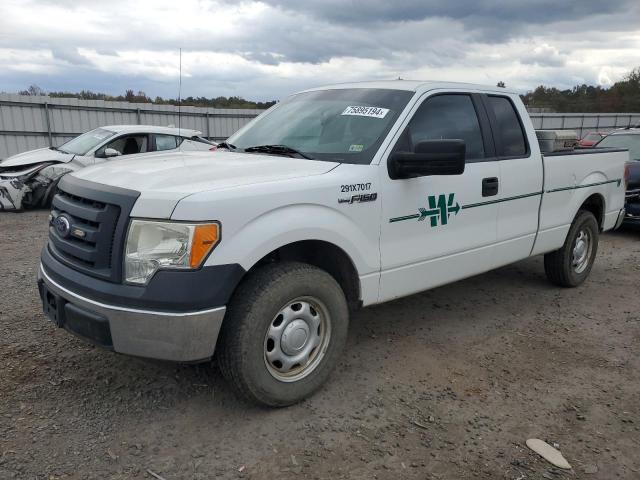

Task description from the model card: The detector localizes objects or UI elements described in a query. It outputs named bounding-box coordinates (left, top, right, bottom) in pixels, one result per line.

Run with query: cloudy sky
left=1, top=0, right=639, bottom=101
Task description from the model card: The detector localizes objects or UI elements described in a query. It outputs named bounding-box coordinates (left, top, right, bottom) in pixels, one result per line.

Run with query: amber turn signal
left=189, top=223, right=220, bottom=268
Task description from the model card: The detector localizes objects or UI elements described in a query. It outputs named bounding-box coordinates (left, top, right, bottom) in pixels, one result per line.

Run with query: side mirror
left=104, top=148, right=120, bottom=158
left=388, top=139, right=466, bottom=179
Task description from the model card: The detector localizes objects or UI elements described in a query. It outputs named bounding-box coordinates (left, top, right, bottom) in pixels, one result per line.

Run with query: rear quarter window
left=155, top=135, right=179, bottom=151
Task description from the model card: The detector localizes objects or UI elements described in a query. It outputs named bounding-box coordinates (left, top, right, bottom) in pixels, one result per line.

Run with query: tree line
left=18, top=86, right=277, bottom=110
left=16, top=66, right=640, bottom=112
left=516, top=67, right=640, bottom=113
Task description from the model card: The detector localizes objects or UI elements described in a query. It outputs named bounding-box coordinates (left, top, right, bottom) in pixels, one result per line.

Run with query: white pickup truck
left=37, top=81, right=628, bottom=406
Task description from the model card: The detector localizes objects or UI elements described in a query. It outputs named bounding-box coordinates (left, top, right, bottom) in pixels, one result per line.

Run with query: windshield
left=58, top=128, right=116, bottom=155
left=597, top=134, right=640, bottom=161
left=227, top=88, right=414, bottom=164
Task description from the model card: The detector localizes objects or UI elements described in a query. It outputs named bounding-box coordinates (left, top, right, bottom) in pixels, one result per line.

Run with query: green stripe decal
left=389, top=213, right=421, bottom=223
left=389, top=178, right=622, bottom=224
left=389, top=191, right=542, bottom=223
left=545, top=178, right=622, bottom=193
left=461, top=191, right=543, bottom=210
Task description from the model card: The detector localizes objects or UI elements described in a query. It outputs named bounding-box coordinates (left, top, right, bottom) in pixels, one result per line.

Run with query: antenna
left=178, top=48, right=182, bottom=135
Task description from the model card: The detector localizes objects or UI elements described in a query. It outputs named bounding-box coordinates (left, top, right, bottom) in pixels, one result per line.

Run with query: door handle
left=482, top=177, right=499, bottom=197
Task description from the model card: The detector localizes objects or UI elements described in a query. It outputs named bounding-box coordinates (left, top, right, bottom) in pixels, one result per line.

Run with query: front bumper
left=624, top=190, right=640, bottom=225
left=0, top=176, right=27, bottom=211
left=624, top=208, right=640, bottom=225
left=38, top=264, right=226, bottom=362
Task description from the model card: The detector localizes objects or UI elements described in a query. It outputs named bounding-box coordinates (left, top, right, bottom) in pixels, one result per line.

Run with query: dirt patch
left=1, top=211, right=639, bottom=479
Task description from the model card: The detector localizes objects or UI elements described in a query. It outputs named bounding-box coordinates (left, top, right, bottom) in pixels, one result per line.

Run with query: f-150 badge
left=338, top=193, right=378, bottom=204
left=390, top=193, right=460, bottom=227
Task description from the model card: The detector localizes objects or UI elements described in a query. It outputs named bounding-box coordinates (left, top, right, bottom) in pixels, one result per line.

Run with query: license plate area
left=41, top=284, right=66, bottom=327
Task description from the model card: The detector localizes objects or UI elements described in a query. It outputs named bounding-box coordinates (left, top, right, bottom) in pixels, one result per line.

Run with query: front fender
left=205, top=203, right=378, bottom=277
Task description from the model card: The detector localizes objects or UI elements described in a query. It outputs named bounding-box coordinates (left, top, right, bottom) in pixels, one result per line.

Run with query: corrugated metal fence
left=0, top=93, right=263, bottom=159
left=2, top=93, right=640, bottom=159
left=529, top=112, right=640, bottom=138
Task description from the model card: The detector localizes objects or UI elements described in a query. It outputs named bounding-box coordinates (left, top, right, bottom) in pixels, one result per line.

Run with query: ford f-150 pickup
left=37, top=81, right=629, bottom=406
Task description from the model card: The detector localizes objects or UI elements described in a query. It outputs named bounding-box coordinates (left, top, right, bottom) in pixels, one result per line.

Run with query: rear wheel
left=217, top=261, right=349, bottom=406
left=544, top=210, right=599, bottom=287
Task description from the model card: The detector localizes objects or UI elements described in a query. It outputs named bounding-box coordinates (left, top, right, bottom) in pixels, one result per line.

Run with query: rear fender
left=533, top=172, right=620, bottom=255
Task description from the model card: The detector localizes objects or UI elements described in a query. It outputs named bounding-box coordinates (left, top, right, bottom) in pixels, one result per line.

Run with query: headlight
left=125, top=219, right=220, bottom=285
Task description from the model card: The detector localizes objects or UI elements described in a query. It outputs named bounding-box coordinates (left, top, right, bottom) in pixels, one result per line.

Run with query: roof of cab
left=101, top=125, right=202, bottom=136
left=299, top=79, right=519, bottom=96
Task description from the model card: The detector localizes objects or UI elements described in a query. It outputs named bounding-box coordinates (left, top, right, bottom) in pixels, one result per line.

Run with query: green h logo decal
left=390, top=193, right=460, bottom=227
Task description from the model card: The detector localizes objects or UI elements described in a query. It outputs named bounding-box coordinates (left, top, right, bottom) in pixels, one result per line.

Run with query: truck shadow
left=349, top=256, right=550, bottom=346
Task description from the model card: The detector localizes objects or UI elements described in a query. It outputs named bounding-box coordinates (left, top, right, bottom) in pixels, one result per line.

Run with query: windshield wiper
left=216, top=141, right=237, bottom=150
left=243, top=144, right=314, bottom=159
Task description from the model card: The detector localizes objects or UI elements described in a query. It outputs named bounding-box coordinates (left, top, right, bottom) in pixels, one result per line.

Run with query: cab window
left=486, top=96, right=528, bottom=157
left=394, top=94, right=485, bottom=160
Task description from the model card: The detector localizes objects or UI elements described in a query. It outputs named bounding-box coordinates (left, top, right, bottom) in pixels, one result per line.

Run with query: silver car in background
left=0, top=125, right=216, bottom=211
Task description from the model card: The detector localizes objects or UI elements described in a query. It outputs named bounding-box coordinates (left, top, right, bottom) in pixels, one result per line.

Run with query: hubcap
left=281, top=319, right=310, bottom=355
left=264, top=297, right=331, bottom=382
left=572, top=229, right=591, bottom=273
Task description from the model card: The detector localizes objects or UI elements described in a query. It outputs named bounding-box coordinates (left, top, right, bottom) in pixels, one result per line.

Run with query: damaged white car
left=0, top=125, right=216, bottom=211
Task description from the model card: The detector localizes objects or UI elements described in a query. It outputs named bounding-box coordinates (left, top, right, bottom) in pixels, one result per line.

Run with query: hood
left=72, top=151, right=339, bottom=196
left=0, top=147, right=75, bottom=168
left=627, top=161, right=640, bottom=189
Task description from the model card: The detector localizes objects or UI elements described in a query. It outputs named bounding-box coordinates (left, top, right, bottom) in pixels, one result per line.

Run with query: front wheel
left=217, top=261, right=349, bottom=407
left=544, top=210, right=599, bottom=287
left=41, top=177, right=62, bottom=208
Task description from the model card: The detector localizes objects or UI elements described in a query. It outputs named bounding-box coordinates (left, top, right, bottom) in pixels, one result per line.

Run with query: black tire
left=41, top=177, right=62, bottom=208
left=217, top=261, right=349, bottom=407
left=544, top=210, right=599, bottom=287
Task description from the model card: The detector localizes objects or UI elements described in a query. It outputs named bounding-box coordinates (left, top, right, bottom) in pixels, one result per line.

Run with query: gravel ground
left=1, top=210, right=639, bottom=480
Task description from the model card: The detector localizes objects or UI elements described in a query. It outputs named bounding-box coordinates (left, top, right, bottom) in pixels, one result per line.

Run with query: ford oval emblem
left=54, top=215, right=71, bottom=238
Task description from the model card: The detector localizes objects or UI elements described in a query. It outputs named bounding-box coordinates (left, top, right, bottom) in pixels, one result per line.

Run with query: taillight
left=624, top=163, right=630, bottom=188
left=209, top=146, right=217, bottom=151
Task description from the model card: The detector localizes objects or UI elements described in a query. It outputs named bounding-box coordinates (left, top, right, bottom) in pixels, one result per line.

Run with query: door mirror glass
left=104, top=148, right=121, bottom=158
left=388, top=140, right=466, bottom=179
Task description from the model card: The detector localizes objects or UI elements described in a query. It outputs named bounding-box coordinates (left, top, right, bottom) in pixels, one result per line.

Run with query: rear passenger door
left=379, top=91, right=501, bottom=302
left=481, top=94, right=543, bottom=265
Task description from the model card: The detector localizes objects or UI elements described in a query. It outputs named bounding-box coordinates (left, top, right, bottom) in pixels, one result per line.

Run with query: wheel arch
left=241, top=239, right=362, bottom=311
left=578, top=192, right=605, bottom=230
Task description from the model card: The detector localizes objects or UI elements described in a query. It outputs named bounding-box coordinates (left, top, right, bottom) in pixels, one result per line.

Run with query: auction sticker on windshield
left=341, top=106, right=389, bottom=119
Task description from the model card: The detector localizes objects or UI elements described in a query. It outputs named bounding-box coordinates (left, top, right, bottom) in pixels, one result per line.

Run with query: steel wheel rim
left=572, top=229, right=592, bottom=274
left=263, top=296, right=332, bottom=382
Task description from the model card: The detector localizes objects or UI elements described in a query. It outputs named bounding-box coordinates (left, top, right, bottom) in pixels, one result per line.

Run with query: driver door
left=379, top=91, right=501, bottom=302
